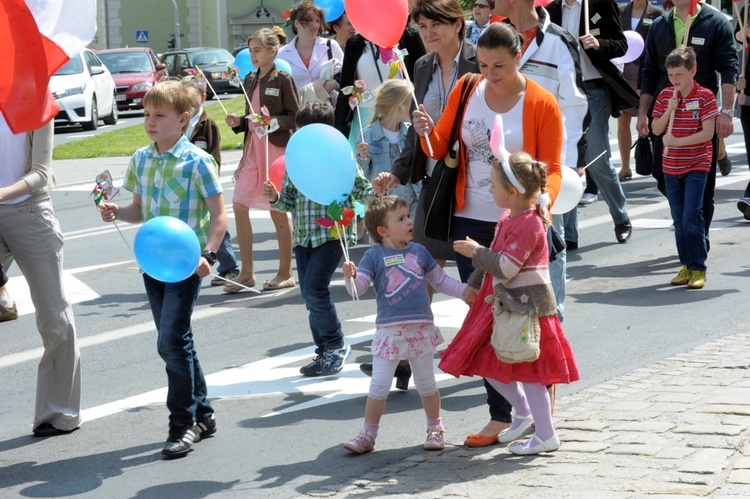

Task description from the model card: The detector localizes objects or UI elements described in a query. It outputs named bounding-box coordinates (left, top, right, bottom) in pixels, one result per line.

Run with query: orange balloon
left=269, top=155, right=286, bottom=191
left=345, top=0, right=408, bottom=48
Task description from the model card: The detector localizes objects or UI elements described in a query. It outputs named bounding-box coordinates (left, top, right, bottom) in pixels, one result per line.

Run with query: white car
left=50, top=49, right=118, bottom=130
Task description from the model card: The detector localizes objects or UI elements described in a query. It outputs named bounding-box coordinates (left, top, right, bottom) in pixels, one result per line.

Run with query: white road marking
left=77, top=298, right=470, bottom=422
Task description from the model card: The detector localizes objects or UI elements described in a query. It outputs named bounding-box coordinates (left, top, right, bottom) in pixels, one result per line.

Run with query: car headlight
left=131, top=81, right=153, bottom=91
left=211, top=72, right=222, bottom=79
left=55, top=85, right=85, bottom=98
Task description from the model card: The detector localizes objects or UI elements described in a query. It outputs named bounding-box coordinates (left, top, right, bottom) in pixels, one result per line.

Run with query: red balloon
left=345, top=0, right=408, bottom=48
left=269, top=155, right=286, bottom=191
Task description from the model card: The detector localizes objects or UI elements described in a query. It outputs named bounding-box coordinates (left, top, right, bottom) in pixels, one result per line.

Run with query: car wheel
left=103, top=96, right=118, bottom=125
left=82, top=99, right=98, bottom=131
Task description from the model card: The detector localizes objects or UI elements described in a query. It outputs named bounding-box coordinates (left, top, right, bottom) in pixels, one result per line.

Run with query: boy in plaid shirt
left=263, top=101, right=374, bottom=376
left=99, top=81, right=228, bottom=458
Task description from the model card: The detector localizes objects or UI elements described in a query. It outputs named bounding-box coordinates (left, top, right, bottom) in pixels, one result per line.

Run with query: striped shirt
left=652, top=83, right=719, bottom=175
left=271, top=166, right=374, bottom=248
left=123, top=135, right=222, bottom=247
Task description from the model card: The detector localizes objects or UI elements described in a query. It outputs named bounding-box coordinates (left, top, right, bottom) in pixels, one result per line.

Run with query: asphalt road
left=2, top=125, right=750, bottom=498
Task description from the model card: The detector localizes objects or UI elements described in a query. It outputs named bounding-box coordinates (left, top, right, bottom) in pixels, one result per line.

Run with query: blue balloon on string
left=285, top=124, right=356, bottom=205
left=134, top=216, right=201, bottom=283
left=315, top=0, right=345, bottom=22
left=235, top=48, right=256, bottom=78
left=274, top=58, right=292, bottom=74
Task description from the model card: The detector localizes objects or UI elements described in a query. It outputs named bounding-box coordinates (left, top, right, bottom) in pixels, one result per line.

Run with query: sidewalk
left=317, top=333, right=750, bottom=498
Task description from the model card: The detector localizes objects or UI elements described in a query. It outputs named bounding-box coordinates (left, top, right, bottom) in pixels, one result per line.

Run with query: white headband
left=501, top=159, right=526, bottom=194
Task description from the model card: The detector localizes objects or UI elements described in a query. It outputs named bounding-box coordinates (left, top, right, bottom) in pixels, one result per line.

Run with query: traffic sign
left=136, top=30, right=149, bottom=43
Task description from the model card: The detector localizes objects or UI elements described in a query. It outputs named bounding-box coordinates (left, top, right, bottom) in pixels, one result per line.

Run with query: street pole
left=170, top=0, right=181, bottom=49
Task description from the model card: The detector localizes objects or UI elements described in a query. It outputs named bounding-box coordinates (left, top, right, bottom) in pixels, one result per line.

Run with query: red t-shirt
left=652, top=83, right=719, bottom=175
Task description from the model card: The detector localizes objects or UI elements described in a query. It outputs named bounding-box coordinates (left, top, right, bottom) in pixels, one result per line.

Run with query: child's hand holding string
left=262, top=181, right=279, bottom=203
left=453, top=236, right=482, bottom=258
left=463, top=286, right=479, bottom=305
left=342, top=261, right=357, bottom=279
left=356, top=142, right=369, bottom=160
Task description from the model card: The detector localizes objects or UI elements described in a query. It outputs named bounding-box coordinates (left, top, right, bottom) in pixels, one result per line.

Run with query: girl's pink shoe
left=424, top=424, right=445, bottom=450
left=344, top=430, right=376, bottom=454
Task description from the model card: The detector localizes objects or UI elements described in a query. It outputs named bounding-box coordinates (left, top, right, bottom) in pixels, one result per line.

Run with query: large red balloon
left=269, top=155, right=286, bottom=191
left=345, top=0, right=408, bottom=48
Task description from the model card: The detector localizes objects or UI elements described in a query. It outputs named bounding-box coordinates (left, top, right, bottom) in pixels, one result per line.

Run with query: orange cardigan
left=419, top=74, right=563, bottom=213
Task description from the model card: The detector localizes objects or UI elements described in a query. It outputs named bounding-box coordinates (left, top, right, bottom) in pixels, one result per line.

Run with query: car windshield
left=98, top=52, right=153, bottom=74
left=55, top=54, right=84, bottom=75
left=191, top=49, right=233, bottom=67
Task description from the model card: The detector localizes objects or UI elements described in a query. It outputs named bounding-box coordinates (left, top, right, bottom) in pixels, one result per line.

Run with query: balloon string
left=398, top=57, right=433, bottom=156
left=238, top=76, right=256, bottom=116
left=265, top=135, right=269, bottom=183
left=204, top=78, right=229, bottom=115
left=357, top=107, right=365, bottom=145
left=210, top=273, right=261, bottom=294
left=581, top=150, right=607, bottom=170
left=335, top=221, right=358, bottom=301
left=113, top=221, right=131, bottom=249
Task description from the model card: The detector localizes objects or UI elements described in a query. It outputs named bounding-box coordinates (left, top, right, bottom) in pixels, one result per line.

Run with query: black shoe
left=32, top=423, right=78, bottom=437
left=394, top=363, right=412, bottom=390
left=359, top=362, right=412, bottom=390
left=564, top=240, right=578, bottom=251
left=162, top=423, right=200, bottom=458
left=196, top=414, right=216, bottom=439
left=719, top=156, right=732, bottom=176
left=737, top=198, right=750, bottom=221
left=614, top=220, right=632, bottom=244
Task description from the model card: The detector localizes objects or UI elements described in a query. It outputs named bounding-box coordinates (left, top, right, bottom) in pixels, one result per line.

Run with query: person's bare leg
left=269, top=210, right=293, bottom=283
left=617, top=113, right=633, bottom=178
left=231, top=203, right=255, bottom=284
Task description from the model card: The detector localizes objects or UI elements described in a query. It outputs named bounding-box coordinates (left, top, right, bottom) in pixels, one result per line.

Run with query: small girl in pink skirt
left=225, top=27, right=299, bottom=293
left=444, top=152, right=579, bottom=455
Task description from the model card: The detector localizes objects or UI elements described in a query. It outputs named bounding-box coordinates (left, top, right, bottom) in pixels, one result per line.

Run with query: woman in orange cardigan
left=413, top=22, right=563, bottom=446
left=413, top=22, right=562, bottom=282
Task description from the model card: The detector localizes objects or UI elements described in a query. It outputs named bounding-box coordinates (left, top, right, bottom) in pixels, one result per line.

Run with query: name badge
left=685, top=100, right=699, bottom=110
left=643, top=19, right=653, bottom=25
left=591, top=13, right=601, bottom=24
left=265, top=88, right=280, bottom=96
left=691, top=37, right=705, bottom=46
left=195, top=140, right=208, bottom=149
left=384, top=255, right=405, bottom=267
left=590, top=28, right=601, bottom=37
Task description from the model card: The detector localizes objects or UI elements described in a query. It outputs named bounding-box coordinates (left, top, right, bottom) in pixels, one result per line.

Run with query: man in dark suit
left=548, top=0, right=638, bottom=247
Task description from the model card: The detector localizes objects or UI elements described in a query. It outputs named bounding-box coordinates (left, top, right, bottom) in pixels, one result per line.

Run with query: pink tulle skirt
left=438, top=273, right=580, bottom=385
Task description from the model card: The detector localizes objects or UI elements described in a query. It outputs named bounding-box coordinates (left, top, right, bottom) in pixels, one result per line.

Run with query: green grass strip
left=52, top=95, right=248, bottom=160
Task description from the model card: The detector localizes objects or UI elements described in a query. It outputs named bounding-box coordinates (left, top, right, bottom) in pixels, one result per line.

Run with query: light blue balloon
left=134, top=216, right=201, bottom=283
left=315, top=0, right=345, bottom=22
left=274, top=58, right=292, bottom=74
left=234, top=48, right=255, bottom=78
left=286, top=124, right=356, bottom=205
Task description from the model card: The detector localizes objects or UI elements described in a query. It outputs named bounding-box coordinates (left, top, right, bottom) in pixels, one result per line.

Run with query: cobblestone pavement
left=307, top=333, right=750, bottom=498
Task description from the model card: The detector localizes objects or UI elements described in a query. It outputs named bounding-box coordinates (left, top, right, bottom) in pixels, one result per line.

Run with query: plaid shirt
left=123, top=135, right=222, bottom=247
left=272, top=165, right=373, bottom=248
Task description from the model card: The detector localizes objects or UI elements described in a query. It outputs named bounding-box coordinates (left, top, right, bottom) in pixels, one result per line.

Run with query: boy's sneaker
left=687, top=270, right=706, bottom=289
left=300, top=354, right=326, bottom=376
left=670, top=265, right=691, bottom=286
left=211, top=270, right=238, bottom=286
left=424, top=424, right=446, bottom=451
left=162, top=423, right=200, bottom=458
left=320, top=343, right=352, bottom=376
left=196, top=414, right=216, bottom=438
left=343, top=430, right=376, bottom=454
left=737, top=198, right=750, bottom=221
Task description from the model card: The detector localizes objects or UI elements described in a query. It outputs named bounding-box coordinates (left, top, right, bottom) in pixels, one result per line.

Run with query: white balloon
left=551, top=166, right=584, bottom=215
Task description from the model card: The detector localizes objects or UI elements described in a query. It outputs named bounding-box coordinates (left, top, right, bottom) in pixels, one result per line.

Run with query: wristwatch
left=201, top=249, right=217, bottom=266
left=721, top=108, right=735, bottom=118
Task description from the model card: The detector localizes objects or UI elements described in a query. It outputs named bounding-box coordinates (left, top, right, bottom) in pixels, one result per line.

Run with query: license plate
left=116, top=94, right=126, bottom=101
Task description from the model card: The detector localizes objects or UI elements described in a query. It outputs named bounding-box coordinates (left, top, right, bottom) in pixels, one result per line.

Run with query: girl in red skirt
left=443, top=151, right=579, bottom=455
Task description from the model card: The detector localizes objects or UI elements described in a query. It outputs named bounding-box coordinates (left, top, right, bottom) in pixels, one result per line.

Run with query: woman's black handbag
left=422, top=74, right=480, bottom=241
left=634, top=135, right=653, bottom=176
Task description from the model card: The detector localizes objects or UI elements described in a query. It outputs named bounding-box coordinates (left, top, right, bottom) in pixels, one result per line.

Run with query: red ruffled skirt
left=439, top=274, right=580, bottom=385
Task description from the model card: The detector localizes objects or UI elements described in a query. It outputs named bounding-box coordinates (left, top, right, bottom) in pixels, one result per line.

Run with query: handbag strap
left=448, top=74, right=481, bottom=154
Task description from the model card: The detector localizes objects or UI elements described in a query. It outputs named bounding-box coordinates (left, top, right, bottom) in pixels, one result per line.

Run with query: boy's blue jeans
left=294, top=241, right=344, bottom=355
left=143, top=273, right=213, bottom=427
left=216, top=230, right=239, bottom=274
left=665, top=171, right=708, bottom=271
